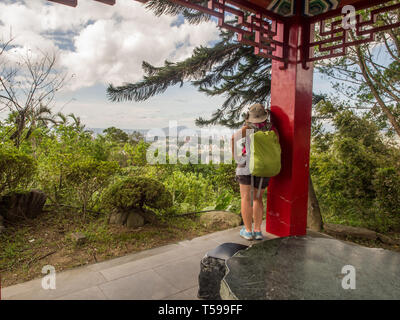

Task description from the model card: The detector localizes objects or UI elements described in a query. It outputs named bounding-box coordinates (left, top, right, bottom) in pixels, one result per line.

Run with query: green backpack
left=248, top=130, right=281, bottom=205
left=249, top=130, right=281, bottom=177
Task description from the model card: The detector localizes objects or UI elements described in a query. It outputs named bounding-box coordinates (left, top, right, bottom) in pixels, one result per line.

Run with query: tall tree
left=317, top=4, right=400, bottom=138
left=0, top=42, right=67, bottom=147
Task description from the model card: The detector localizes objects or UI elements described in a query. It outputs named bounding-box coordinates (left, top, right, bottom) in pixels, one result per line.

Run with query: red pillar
left=266, top=21, right=314, bottom=237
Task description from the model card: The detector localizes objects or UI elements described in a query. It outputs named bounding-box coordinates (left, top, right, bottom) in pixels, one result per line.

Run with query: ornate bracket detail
left=171, top=0, right=289, bottom=67
left=308, top=1, right=400, bottom=62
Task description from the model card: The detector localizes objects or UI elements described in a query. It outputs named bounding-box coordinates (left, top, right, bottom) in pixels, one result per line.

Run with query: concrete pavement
left=2, top=221, right=278, bottom=300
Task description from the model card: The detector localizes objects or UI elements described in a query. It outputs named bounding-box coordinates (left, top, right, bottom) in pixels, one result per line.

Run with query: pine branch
left=106, top=9, right=273, bottom=127
left=144, top=0, right=210, bottom=24
left=107, top=42, right=243, bottom=102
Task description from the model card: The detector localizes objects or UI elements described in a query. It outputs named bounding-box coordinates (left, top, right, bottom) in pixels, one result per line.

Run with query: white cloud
left=0, top=0, right=220, bottom=91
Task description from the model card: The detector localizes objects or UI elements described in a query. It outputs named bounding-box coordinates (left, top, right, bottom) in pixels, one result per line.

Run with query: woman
left=231, top=103, right=278, bottom=241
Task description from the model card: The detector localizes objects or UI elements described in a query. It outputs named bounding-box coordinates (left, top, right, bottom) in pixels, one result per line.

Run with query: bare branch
left=0, top=41, right=68, bottom=147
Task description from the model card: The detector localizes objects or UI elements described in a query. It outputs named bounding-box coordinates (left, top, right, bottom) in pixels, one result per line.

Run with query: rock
left=126, top=211, right=145, bottom=228
left=199, top=211, right=242, bottom=229
left=109, top=209, right=159, bottom=227
left=198, top=256, right=226, bottom=300
left=198, top=243, right=248, bottom=300
left=138, top=209, right=159, bottom=225
left=324, top=223, right=377, bottom=240
left=71, top=232, right=87, bottom=245
left=221, top=236, right=400, bottom=300
left=0, top=190, right=47, bottom=222
left=377, top=233, right=400, bottom=246
left=109, top=210, right=129, bottom=225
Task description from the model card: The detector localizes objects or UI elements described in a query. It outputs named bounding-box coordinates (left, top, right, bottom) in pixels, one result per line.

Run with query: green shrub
left=65, top=159, right=120, bottom=214
left=130, top=141, right=150, bottom=166
left=0, top=146, right=36, bottom=195
left=373, top=168, right=400, bottom=217
left=212, top=163, right=239, bottom=193
left=177, top=163, right=217, bottom=179
left=103, top=176, right=172, bottom=212
left=35, top=125, right=113, bottom=205
left=163, top=170, right=215, bottom=212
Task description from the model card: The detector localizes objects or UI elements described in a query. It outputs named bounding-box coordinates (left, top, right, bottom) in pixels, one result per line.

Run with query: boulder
left=109, top=209, right=155, bottom=228
left=324, top=223, right=377, bottom=240
left=71, top=232, right=87, bottom=245
left=109, top=210, right=129, bottom=225
left=198, top=243, right=248, bottom=300
left=126, top=211, right=145, bottom=228
left=198, top=256, right=226, bottom=300
left=199, top=211, right=242, bottom=229
left=0, top=190, right=47, bottom=222
left=138, top=209, right=159, bottom=225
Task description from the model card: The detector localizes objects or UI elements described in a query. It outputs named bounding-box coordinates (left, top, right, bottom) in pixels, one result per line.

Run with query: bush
left=0, top=146, right=36, bottom=196
left=163, top=170, right=215, bottom=212
left=373, top=168, right=400, bottom=218
left=130, top=141, right=150, bottom=166
left=35, top=126, right=93, bottom=204
left=103, top=176, right=172, bottom=212
left=65, top=159, right=120, bottom=214
left=212, top=163, right=239, bottom=193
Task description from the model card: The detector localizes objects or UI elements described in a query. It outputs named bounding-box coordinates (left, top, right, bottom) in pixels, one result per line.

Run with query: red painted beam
left=47, top=0, right=148, bottom=7
left=47, top=0, right=77, bottom=7
left=266, top=21, right=314, bottom=237
left=94, top=0, right=116, bottom=5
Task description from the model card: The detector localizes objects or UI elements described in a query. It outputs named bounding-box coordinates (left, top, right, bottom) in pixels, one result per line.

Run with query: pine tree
left=107, top=1, right=272, bottom=128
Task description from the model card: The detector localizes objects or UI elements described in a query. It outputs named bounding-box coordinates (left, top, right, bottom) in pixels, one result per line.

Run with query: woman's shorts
left=235, top=175, right=270, bottom=189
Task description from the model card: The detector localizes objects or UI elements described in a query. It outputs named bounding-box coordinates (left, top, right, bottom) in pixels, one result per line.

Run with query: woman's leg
left=253, top=188, right=265, bottom=232
left=240, top=184, right=253, bottom=232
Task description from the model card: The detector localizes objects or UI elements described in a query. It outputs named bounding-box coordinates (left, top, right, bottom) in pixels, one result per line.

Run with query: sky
left=0, top=0, right=333, bottom=130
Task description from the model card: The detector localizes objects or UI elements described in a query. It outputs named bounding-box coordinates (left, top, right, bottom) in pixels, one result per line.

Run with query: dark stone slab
left=207, top=243, right=248, bottom=260
left=198, top=243, right=248, bottom=300
left=0, top=190, right=46, bottom=222
left=221, top=236, right=400, bottom=300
